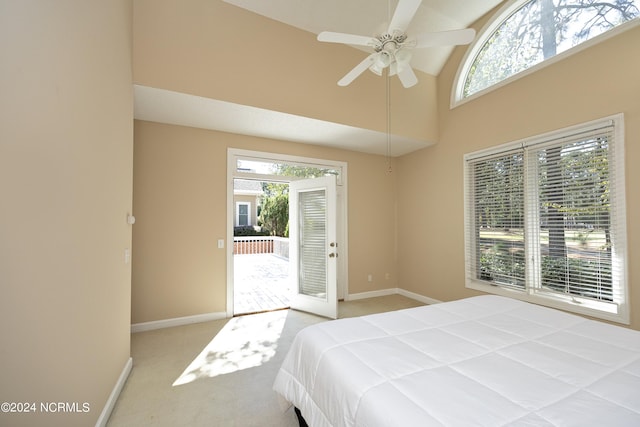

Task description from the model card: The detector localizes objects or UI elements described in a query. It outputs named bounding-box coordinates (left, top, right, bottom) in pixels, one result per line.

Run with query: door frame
left=226, top=148, right=348, bottom=317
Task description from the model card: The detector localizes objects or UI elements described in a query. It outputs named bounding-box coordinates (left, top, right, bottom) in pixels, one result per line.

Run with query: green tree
left=259, top=164, right=336, bottom=237
left=465, top=0, right=639, bottom=96
left=273, top=164, right=335, bottom=179
left=260, top=182, right=289, bottom=237
left=539, top=136, right=612, bottom=298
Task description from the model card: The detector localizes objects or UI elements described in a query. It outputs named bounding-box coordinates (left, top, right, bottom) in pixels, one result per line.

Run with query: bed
left=273, top=295, right=640, bottom=426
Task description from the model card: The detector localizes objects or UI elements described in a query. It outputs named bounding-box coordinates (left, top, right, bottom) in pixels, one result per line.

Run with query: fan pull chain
left=386, top=68, right=392, bottom=173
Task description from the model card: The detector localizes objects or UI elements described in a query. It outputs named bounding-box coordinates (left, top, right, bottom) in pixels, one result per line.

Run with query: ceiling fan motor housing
left=373, top=31, right=408, bottom=53
left=371, top=31, right=412, bottom=73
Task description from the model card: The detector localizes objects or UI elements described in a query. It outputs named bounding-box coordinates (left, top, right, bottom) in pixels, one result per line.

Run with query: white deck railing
left=233, top=236, right=289, bottom=259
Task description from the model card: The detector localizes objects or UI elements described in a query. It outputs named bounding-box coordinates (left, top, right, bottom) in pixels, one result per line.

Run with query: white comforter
left=273, top=295, right=640, bottom=426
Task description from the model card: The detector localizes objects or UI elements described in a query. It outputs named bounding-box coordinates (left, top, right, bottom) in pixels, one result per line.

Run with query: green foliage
left=273, top=164, right=336, bottom=179
left=233, top=225, right=270, bottom=236
left=479, top=241, right=526, bottom=288
left=258, top=166, right=336, bottom=237
left=259, top=183, right=289, bottom=237
left=541, top=256, right=612, bottom=301
left=465, top=0, right=639, bottom=97
left=479, top=241, right=614, bottom=301
left=473, top=153, right=524, bottom=229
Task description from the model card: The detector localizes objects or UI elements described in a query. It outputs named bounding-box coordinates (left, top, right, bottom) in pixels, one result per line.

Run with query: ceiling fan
left=317, top=0, right=476, bottom=88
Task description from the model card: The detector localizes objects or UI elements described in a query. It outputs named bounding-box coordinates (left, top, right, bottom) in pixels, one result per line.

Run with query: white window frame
left=451, top=0, right=640, bottom=108
left=236, top=201, right=251, bottom=226
left=463, top=114, right=629, bottom=323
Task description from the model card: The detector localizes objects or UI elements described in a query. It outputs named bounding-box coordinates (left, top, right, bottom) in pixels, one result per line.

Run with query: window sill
left=466, top=279, right=629, bottom=325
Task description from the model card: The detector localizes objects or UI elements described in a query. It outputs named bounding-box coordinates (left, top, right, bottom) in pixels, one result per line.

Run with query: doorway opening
left=233, top=178, right=291, bottom=316
left=227, top=149, right=348, bottom=318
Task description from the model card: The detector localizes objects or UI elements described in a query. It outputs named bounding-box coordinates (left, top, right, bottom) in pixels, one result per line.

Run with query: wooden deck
left=233, top=253, right=291, bottom=315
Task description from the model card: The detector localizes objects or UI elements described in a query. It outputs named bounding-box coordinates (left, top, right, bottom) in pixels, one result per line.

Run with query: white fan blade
left=318, top=31, right=374, bottom=47
left=338, top=53, right=378, bottom=86
left=414, top=28, right=476, bottom=48
left=397, top=66, right=418, bottom=88
left=388, top=0, right=423, bottom=33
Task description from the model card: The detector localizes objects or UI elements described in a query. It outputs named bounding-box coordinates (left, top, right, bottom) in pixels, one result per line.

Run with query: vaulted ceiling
left=223, top=0, right=502, bottom=76
left=134, top=0, right=504, bottom=156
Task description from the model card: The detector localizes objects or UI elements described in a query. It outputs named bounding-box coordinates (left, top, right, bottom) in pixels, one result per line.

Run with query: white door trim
left=226, top=148, right=348, bottom=317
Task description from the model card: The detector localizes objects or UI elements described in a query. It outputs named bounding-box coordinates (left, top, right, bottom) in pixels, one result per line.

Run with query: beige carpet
left=107, top=295, right=425, bottom=426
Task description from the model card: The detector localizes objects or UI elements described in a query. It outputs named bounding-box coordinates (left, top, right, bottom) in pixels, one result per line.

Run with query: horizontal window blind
left=468, top=152, right=526, bottom=290
left=298, top=189, right=327, bottom=299
left=530, top=126, right=620, bottom=303
left=464, top=115, right=628, bottom=323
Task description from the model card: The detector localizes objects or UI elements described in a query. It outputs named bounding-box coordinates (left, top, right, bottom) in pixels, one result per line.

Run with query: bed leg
left=294, top=407, right=309, bottom=427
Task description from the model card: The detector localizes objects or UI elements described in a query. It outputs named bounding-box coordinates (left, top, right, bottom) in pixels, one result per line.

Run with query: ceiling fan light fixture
left=370, top=51, right=391, bottom=75
left=389, top=62, right=398, bottom=76
left=376, top=51, right=392, bottom=68
left=369, top=62, right=384, bottom=76
left=395, top=48, right=412, bottom=67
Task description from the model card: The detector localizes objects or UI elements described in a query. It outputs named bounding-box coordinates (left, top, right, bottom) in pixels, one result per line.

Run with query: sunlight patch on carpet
left=173, top=310, right=287, bottom=386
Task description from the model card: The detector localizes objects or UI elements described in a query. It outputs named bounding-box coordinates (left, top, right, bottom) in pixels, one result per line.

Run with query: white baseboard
left=95, top=357, right=132, bottom=427
left=397, top=288, right=442, bottom=305
left=347, top=288, right=442, bottom=306
left=347, top=288, right=398, bottom=300
left=131, top=311, right=227, bottom=333
left=131, top=293, right=438, bottom=333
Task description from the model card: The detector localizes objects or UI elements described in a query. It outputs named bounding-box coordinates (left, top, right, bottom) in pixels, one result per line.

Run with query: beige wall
left=132, top=121, right=398, bottom=323
left=132, top=2, right=640, bottom=331
left=0, top=1, right=133, bottom=426
left=133, top=0, right=438, bottom=143
left=397, top=20, right=640, bottom=329
left=129, top=0, right=439, bottom=324
left=7, top=2, right=636, bottom=425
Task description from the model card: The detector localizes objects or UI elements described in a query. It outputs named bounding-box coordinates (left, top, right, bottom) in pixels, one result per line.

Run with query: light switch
left=124, top=248, right=131, bottom=264
left=217, top=239, right=225, bottom=249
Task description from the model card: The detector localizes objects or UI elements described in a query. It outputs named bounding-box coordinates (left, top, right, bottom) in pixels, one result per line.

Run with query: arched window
left=452, top=0, right=639, bottom=106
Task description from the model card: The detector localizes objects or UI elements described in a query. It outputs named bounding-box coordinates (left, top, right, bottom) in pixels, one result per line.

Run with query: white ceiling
left=134, top=0, right=503, bottom=157
left=223, top=0, right=502, bottom=75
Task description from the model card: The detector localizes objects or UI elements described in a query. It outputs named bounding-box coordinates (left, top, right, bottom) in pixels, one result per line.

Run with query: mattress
left=273, top=295, right=640, bottom=426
